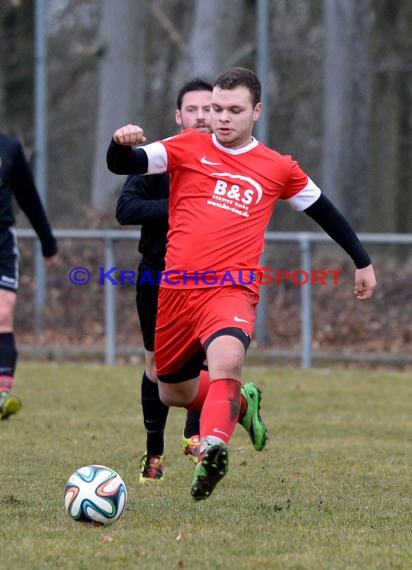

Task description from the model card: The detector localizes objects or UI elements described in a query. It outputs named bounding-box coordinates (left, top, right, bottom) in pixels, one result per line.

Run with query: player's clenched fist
left=354, top=265, right=377, bottom=300
left=113, top=124, right=147, bottom=146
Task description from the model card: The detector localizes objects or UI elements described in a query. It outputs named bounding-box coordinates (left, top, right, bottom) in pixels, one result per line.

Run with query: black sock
left=0, top=332, right=17, bottom=390
left=141, top=371, right=169, bottom=456
left=184, top=410, right=200, bottom=438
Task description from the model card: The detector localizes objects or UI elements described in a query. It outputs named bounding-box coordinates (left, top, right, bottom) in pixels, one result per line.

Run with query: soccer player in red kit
left=107, top=67, right=377, bottom=501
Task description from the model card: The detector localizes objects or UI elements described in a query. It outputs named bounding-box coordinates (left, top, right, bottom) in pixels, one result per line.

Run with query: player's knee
left=159, top=393, right=186, bottom=407
left=158, top=384, right=194, bottom=407
left=212, top=350, right=243, bottom=379
left=159, top=393, right=173, bottom=406
left=145, top=362, right=157, bottom=382
left=207, top=334, right=245, bottom=379
left=0, top=303, right=14, bottom=327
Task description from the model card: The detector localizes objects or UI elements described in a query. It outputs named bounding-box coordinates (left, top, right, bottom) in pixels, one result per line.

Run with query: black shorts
left=135, top=264, right=160, bottom=351
left=0, top=228, right=19, bottom=292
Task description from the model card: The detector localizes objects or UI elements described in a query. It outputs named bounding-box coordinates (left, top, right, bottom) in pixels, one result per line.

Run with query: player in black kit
left=116, top=79, right=212, bottom=481
left=0, top=133, right=58, bottom=419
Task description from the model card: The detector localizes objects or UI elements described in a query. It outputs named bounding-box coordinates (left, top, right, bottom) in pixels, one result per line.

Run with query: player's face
left=210, top=86, right=261, bottom=149
left=175, top=90, right=212, bottom=133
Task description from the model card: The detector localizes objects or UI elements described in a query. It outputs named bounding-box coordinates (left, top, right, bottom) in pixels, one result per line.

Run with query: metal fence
left=17, top=229, right=412, bottom=367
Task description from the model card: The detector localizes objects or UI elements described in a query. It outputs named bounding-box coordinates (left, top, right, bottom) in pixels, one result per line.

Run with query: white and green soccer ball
left=64, top=465, right=127, bottom=526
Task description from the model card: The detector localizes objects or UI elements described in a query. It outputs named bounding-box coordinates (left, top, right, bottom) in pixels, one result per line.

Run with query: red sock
left=186, top=370, right=210, bottom=412
left=200, top=378, right=241, bottom=445
left=0, top=375, right=14, bottom=393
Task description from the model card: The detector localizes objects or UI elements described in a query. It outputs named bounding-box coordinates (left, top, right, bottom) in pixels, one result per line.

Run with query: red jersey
left=143, top=129, right=321, bottom=293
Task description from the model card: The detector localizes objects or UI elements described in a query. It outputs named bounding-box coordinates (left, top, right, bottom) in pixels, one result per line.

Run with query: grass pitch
left=0, top=363, right=411, bottom=570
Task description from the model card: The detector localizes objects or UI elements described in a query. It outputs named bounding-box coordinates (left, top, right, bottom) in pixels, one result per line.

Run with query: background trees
left=322, top=0, right=373, bottom=228
left=0, top=0, right=411, bottom=231
left=91, top=0, right=147, bottom=211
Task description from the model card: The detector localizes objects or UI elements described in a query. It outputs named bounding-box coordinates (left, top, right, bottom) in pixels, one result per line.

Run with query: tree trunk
left=0, top=1, right=34, bottom=137
left=321, top=0, right=373, bottom=228
left=175, top=0, right=249, bottom=86
left=91, top=0, right=147, bottom=211
left=368, top=0, right=412, bottom=232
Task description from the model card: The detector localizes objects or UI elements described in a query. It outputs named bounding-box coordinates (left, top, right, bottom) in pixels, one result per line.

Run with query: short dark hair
left=176, top=78, right=213, bottom=110
left=214, top=67, right=261, bottom=107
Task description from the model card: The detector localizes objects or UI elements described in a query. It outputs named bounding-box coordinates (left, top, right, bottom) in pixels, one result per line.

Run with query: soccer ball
left=64, top=465, right=127, bottom=526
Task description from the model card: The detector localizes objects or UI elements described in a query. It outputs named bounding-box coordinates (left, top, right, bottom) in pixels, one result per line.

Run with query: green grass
left=1, top=364, right=411, bottom=570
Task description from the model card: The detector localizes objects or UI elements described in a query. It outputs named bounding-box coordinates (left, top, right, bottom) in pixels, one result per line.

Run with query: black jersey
left=0, top=133, right=57, bottom=256
left=116, top=173, right=169, bottom=270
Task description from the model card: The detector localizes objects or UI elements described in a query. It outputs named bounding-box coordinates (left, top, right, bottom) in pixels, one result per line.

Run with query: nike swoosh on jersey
left=200, top=156, right=221, bottom=166
left=234, top=315, right=249, bottom=323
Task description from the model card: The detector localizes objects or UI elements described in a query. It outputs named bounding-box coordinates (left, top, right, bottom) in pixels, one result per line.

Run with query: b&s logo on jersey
left=207, top=172, right=263, bottom=217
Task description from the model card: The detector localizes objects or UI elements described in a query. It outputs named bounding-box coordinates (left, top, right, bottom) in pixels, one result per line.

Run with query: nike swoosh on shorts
left=234, top=316, right=249, bottom=323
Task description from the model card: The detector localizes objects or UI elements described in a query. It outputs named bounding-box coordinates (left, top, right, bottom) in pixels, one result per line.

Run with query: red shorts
left=155, top=286, right=258, bottom=382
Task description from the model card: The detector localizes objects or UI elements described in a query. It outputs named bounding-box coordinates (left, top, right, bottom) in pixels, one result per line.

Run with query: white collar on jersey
left=211, top=133, right=259, bottom=154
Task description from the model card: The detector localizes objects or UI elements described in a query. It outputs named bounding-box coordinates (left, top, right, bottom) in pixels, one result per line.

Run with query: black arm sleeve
left=304, top=194, right=371, bottom=268
left=106, top=140, right=149, bottom=174
left=12, top=142, right=57, bottom=257
left=116, top=175, right=169, bottom=225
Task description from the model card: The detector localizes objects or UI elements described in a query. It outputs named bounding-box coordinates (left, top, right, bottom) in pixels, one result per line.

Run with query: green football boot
left=191, top=442, right=229, bottom=501
left=0, top=391, right=22, bottom=420
left=239, top=382, right=267, bottom=451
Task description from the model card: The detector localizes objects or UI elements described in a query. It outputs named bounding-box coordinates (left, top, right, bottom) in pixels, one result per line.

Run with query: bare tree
left=321, top=0, right=373, bottom=228
left=0, top=0, right=34, bottom=137
left=368, top=0, right=412, bottom=232
left=91, top=0, right=147, bottom=211
left=175, top=0, right=253, bottom=87
left=3, top=0, right=409, bottom=232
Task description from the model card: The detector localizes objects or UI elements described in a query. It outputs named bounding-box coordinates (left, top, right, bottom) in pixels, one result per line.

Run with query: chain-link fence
left=16, top=229, right=412, bottom=368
